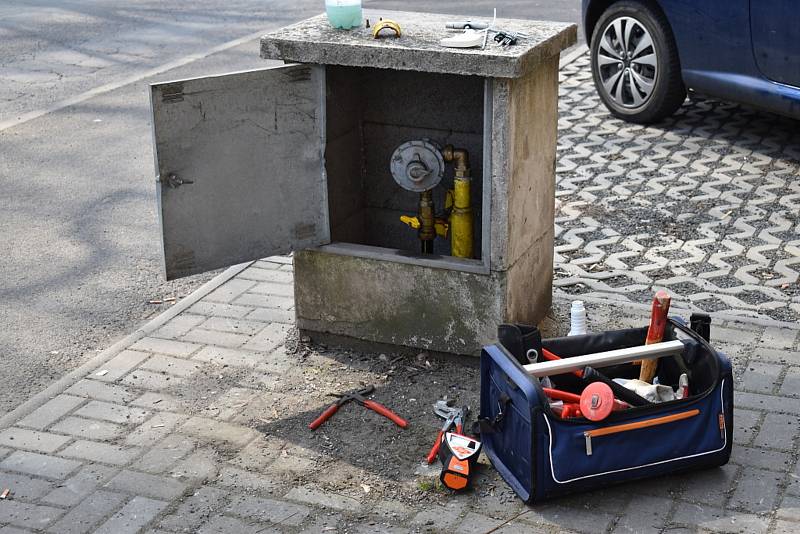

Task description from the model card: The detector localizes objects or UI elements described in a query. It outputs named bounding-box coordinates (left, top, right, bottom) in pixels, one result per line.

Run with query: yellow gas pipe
left=443, top=145, right=473, bottom=259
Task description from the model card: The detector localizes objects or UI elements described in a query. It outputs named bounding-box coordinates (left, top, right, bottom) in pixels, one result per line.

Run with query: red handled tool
left=309, top=385, right=408, bottom=430
left=543, top=384, right=630, bottom=421
left=427, top=402, right=469, bottom=464
left=639, top=290, right=672, bottom=383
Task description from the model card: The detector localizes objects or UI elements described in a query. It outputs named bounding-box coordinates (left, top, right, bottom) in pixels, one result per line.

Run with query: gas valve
left=390, top=139, right=473, bottom=258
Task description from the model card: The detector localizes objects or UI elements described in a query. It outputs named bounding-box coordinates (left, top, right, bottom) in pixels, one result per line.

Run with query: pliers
left=426, top=402, right=470, bottom=464
left=309, top=385, right=409, bottom=430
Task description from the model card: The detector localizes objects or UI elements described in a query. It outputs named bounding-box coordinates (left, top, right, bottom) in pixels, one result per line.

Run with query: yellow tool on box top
left=372, top=18, right=401, bottom=39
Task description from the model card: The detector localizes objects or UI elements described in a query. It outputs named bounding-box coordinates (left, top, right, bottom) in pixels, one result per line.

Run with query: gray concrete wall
left=294, top=250, right=504, bottom=354
left=502, top=56, right=559, bottom=324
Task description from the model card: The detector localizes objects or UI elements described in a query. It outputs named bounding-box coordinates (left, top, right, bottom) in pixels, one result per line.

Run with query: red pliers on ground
left=426, top=402, right=470, bottom=464
left=309, top=385, right=409, bottom=430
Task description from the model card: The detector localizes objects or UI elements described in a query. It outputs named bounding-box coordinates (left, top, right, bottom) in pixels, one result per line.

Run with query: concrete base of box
left=294, top=248, right=552, bottom=355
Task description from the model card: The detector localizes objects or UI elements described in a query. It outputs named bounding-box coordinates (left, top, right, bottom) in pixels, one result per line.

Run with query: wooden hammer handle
left=639, top=290, right=672, bottom=383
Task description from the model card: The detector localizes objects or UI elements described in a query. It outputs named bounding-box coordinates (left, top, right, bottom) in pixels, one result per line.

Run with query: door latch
left=158, top=173, right=194, bottom=188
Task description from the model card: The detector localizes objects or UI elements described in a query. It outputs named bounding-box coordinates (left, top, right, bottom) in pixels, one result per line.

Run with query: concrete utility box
left=149, top=11, right=575, bottom=354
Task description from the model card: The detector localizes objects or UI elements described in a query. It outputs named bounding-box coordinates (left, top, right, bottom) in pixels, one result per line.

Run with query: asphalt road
left=0, top=1, right=581, bottom=416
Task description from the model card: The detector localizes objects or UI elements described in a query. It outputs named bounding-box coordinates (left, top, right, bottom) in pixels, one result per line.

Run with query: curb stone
left=0, top=261, right=253, bottom=430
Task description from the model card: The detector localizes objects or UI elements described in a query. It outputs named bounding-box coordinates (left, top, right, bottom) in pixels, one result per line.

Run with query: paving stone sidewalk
left=1, top=257, right=799, bottom=534
left=555, top=54, right=800, bottom=324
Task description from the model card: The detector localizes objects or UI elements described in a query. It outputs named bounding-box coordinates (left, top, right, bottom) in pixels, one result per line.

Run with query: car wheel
left=590, top=1, right=686, bottom=123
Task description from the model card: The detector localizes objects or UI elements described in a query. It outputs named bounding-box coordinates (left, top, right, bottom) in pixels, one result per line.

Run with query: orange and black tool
left=426, top=404, right=468, bottom=464
left=438, top=431, right=482, bottom=491
left=309, top=385, right=408, bottom=430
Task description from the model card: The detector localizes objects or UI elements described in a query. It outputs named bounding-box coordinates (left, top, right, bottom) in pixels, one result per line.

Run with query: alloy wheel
left=596, top=16, right=658, bottom=109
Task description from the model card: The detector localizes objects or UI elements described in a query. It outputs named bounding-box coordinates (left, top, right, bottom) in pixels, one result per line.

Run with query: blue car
left=582, top=0, right=800, bottom=123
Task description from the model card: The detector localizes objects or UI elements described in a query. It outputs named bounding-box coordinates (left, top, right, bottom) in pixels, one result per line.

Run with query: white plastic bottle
left=325, top=0, right=362, bottom=30
left=568, top=300, right=588, bottom=336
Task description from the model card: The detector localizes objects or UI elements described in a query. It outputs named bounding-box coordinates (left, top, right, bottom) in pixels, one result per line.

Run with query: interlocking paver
left=46, top=489, right=128, bottom=534
left=198, top=317, right=268, bottom=336
left=58, top=440, right=141, bottom=466
left=777, top=494, right=800, bottom=521
left=130, top=392, right=185, bottom=413
left=130, top=337, right=200, bottom=358
left=733, top=408, right=761, bottom=445
left=0, top=427, right=71, bottom=453
left=679, top=463, right=738, bottom=507
left=0, top=450, right=81, bottom=479
left=105, top=470, right=187, bottom=500
left=739, top=362, right=784, bottom=394
left=187, top=301, right=253, bottom=319
left=50, top=416, right=125, bottom=441
left=139, top=354, right=201, bottom=377
left=0, top=500, right=64, bottom=529
left=730, top=467, right=783, bottom=513
left=242, top=322, right=289, bottom=352
left=197, top=515, right=280, bottom=534
left=0, top=471, right=54, bottom=500
left=152, top=314, right=206, bottom=339
left=121, top=369, right=181, bottom=390
left=753, top=413, right=800, bottom=450
left=170, top=448, right=218, bottom=481
left=779, top=366, right=800, bottom=397
left=65, top=379, right=135, bottom=404
left=225, top=494, right=310, bottom=526
left=730, top=446, right=792, bottom=471
left=158, top=487, right=226, bottom=532
left=774, top=519, right=800, bottom=534
left=93, top=496, right=169, bottom=534
left=204, top=279, right=256, bottom=304
left=409, top=503, right=466, bottom=532
left=554, top=54, right=800, bottom=323
left=93, top=350, right=149, bottom=382
left=205, top=387, right=260, bottom=421
left=215, top=466, right=281, bottom=494
left=736, top=391, right=800, bottom=415
left=41, top=464, right=118, bottom=507
left=192, top=346, right=264, bottom=368
left=249, top=281, right=294, bottom=297
left=670, top=503, right=768, bottom=533
left=16, top=395, right=85, bottom=430
left=285, top=485, right=362, bottom=512
left=233, top=292, right=294, bottom=310
left=182, top=328, right=251, bottom=348
left=178, top=416, right=257, bottom=448
left=761, top=328, right=798, bottom=350
left=74, top=401, right=149, bottom=425
left=237, top=267, right=293, bottom=283
left=134, top=434, right=194, bottom=474
left=245, top=306, right=295, bottom=324
left=124, top=412, right=187, bottom=447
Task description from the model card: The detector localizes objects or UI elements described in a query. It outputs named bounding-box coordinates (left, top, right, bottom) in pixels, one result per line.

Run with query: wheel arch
left=585, top=0, right=674, bottom=46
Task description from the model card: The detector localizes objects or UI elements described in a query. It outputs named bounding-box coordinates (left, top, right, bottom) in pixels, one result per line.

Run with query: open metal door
left=150, top=64, right=329, bottom=280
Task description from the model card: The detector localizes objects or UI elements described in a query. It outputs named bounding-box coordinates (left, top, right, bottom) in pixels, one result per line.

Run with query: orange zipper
left=582, top=409, right=700, bottom=455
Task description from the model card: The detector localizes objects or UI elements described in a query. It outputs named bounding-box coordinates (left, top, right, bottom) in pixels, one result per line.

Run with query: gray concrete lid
left=261, top=10, right=577, bottom=78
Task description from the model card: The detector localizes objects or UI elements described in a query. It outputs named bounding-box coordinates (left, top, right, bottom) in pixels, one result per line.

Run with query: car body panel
left=750, top=0, right=800, bottom=87
left=582, top=0, right=800, bottom=119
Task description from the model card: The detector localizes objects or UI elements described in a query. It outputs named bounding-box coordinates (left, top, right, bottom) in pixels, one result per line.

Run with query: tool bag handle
left=472, top=392, right=511, bottom=436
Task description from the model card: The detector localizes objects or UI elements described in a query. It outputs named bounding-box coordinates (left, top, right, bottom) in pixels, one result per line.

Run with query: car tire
left=590, top=0, right=686, bottom=124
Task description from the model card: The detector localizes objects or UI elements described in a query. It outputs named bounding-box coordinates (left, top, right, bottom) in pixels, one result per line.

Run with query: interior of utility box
left=325, top=65, right=486, bottom=261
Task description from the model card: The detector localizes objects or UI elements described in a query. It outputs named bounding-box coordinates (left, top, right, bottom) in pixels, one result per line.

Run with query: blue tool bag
left=477, top=318, right=733, bottom=503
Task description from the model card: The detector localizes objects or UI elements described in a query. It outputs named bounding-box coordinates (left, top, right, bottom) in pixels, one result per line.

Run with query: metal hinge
left=158, top=173, right=194, bottom=188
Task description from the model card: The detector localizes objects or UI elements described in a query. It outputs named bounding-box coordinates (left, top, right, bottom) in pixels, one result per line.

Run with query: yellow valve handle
left=399, top=216, right=449, bottom=237
left=373, top=19, right=402, bottom=39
